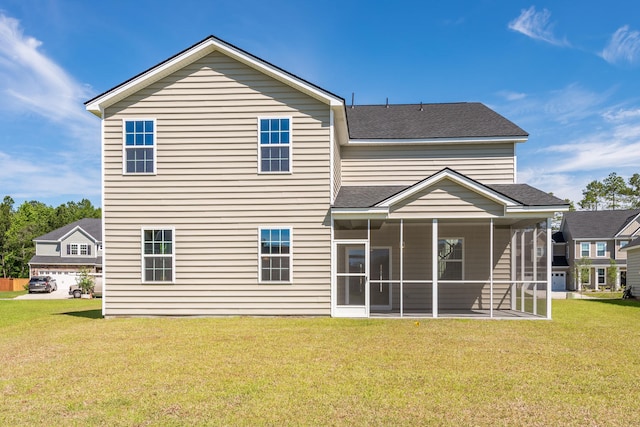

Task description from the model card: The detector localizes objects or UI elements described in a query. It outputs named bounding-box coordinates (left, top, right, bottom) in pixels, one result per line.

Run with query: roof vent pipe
left=351, top=92, right=355, bottom=109
left=420, top=102, right=423, bottom=111
left=386, top=97, right=389, bottom=108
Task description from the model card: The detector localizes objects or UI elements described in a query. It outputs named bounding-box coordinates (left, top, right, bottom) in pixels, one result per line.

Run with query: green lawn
left=1, top=299, right=640, bottom=426
left=0, top=290, right=26, bottom=299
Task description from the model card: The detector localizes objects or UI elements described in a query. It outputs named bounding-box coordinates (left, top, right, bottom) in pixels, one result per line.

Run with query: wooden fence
left=0, top=278, right=29, bottom=291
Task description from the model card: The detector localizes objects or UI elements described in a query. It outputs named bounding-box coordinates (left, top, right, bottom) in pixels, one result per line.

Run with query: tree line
left=579, top=172, right=640, bottom=210
left=0, top=196, right=101, bottom=278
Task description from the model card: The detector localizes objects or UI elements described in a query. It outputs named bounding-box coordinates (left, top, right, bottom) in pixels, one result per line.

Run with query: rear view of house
left=85, top=36, right=568, bottom=318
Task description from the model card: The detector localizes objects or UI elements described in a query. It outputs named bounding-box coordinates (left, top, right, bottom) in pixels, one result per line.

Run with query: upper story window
left=580, top=242, right=590, bottom=257
left=124, top=119, right=155, bottom=174
left=596, top=242, right=606, bottom=257
left=438, top=238, right=463, bottom=280
left=620, top=240, right=629, bottom=249
left=67, top=243, right=91, bottom=256
left=259, top=118, right=290, bottom=173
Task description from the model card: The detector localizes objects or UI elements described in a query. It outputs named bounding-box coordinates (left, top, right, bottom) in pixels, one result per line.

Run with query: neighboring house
left=621, top=237, right=640, bottom=297
left=85, top=35, right=568, bottom=318
left=28, top=218, right=102, bottom=292
left=553, top=209, right=640, bottom=291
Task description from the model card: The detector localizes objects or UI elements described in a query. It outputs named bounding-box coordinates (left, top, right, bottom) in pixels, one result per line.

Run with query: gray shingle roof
left=489, top=184, right=567, bottom=206
left=346, top=103, right=528, bottom=140
left=34, top=218, right=102, bottom=242
left=333, top=183, right=568, bottom=208
left=562, top=209, right=640, bottom=238
left=29, top=255, right=102, bottom=266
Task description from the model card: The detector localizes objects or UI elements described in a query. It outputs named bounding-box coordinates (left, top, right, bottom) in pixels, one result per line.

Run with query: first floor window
left=438, top=238, right=463, bottom=280
left=597, top=268, right=605, bottom=285
left=581, top=242, right=590, bottom=257
left=143, top=228, right=174, bottom=282
left=124, top=119, right=155, bottom=174
left=259, top=228, right=291, bottom=282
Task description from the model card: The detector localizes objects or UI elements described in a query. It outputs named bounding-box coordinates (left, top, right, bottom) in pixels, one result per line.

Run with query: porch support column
left=432, top=219, right=438, bottom=318
left=400, top=219, right=404, bottom=317
left=533, top=223, right=538, bottom=316
left=546, top=219, right=552, bottom=319
left=490, top=218, right=494, bottom=318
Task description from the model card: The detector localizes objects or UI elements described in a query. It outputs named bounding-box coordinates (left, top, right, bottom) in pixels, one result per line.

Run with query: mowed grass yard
left=1, top=299, right=640, bottom=426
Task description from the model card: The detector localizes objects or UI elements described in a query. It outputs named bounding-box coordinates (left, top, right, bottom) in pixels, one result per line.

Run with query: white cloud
left=601, top=25, right=640, bottom=65
left=508, top=6, right=570, bottom=47
left=0, top=13, right=100, bottom=205
left=0, top=14, right=96, bottom=134
left=602, top=107, right=640, bottom=122
left=497, top=90, right=527, bottom=101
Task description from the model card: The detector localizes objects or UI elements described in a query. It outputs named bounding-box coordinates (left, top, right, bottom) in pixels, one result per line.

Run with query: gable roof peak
left=85, top=34, right=344, bottom=117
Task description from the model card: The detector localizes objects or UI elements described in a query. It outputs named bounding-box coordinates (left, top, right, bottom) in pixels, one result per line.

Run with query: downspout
left=546, top=219, right=552, bottom=319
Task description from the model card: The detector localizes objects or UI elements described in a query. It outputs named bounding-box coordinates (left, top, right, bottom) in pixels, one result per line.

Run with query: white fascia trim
left=377, top=169, right=516, bottom=208
left=331, top=208, right=389, bottom=220
left=347, top=136, right=527, bottom=146
left=58, top=226, right=98, bottom=244
left=86, top=38, right=343, bottom=116
left=329, top=109, right=335, bottom=204
left=506, top=205, right=571, bottom=214
left=614, top=212, right=640, bottom=237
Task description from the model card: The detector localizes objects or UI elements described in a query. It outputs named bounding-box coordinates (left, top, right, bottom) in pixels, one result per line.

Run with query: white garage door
left=552, top=272, right=566, bottom=291
left=38, top=270, right=78, bottom=293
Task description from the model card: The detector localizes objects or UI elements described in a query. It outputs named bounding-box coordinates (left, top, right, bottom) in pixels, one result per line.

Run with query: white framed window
left=124, top=119, right=156, bottom=174
left=580, top=242, right=590, bottom=257
left=596, top=241, right=606, bottom=257
left=620, top=240, right=629, bottom=249
left=142, top=228, right=174, bottom=283
left=258, top=117, right=291, bottom=173
left=597, top=268, right=605, bottom=285
left=438, top=238, right=463, bottom=280
left=67, top=243, right=90, bottom=256
left=259, top=227, right=292, bottom=283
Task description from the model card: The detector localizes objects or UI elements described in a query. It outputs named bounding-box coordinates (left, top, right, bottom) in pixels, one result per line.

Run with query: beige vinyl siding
left=389, top=180, right=504, bottom=219
left=340, top=143, right=515, bottom=186
left=627, top=248, right=640, bottom=295
left=619, top=217, right=640, bottom=237
left=102, top=51, right=332, bottom=316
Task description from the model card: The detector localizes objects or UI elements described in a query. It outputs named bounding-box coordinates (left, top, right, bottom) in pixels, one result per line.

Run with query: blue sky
left=1, top=0, right=640, bottom=208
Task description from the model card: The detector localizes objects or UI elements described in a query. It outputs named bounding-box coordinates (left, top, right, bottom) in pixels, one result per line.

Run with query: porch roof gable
left=332, top=169, right=569, bottom=218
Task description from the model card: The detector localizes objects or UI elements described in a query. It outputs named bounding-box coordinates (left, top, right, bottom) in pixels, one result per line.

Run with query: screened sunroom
left=330, top=170, right=569, bottom=319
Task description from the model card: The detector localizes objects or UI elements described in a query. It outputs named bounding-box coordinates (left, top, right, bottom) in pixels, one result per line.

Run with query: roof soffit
left=86, top=36, right=344, bottom=117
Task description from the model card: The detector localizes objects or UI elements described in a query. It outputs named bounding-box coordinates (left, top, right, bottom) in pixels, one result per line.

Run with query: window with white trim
left=597, top=268, right=605, bottom=285
left=580, top=242, right=590, bottom=257
left=142, top=229, right=174, bottom=282
left=620, top=240, right=629, bottom=249
left=124, top=119, right=155, bottom=174
left=438, top=238, right=463, bottom=280
left=259, top=228, right=291, bottom=282
left=596, top=241, right=606, bottom=257
left=259, top=118, right=290, bottom=173
left=67, top=243, right=90, bottom=256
